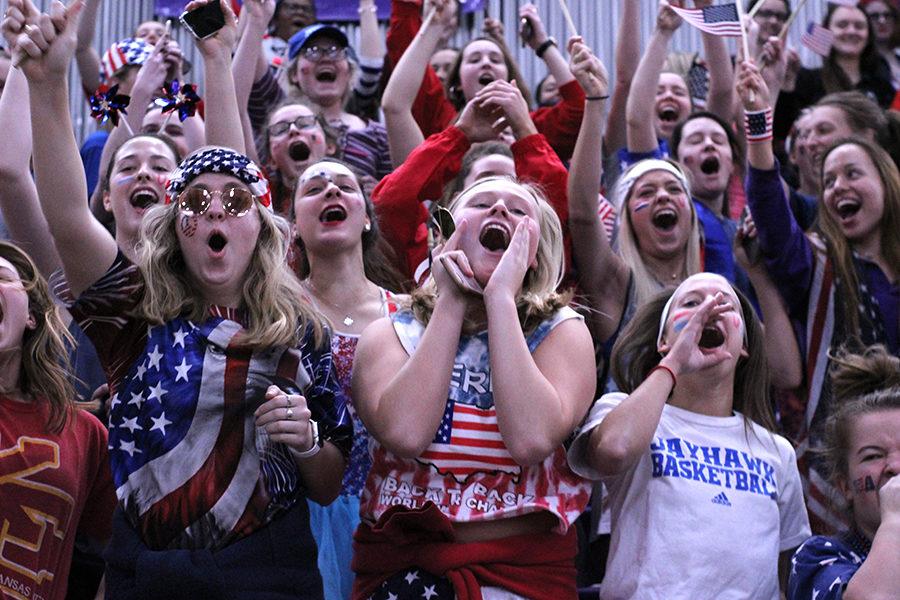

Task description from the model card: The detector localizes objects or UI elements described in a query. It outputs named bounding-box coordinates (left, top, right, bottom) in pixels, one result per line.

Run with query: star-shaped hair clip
left=155, top=79, right=202, bottom=124
left=89, top=84, right=133, bottom=134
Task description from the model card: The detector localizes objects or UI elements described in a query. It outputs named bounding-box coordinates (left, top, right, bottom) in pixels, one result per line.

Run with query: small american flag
left=668, top=2, right=743, bottom=37
left=419, top=401, right=519, bottom=482
left=801, top=22, right=834, bottom=57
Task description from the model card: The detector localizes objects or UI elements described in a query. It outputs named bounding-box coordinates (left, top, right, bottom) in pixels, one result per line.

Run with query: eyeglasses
left=267, top=115, right=318, bottom=137
left=178, top=187, right=256, bottom=217
left=867, top=11, right=896, bottom=22
left=755, top=9, right=789, bottom=22
left=300, top=45, right=347, bottom=62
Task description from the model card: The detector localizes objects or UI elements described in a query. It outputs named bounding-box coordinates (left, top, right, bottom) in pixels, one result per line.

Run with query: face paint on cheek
left=633, top=201, right=651, bottom=213
left=852, top=476, right=878, bottom=493
left=670, top=310, right=692, bottom=334
left=113, top=174, right=137, bottom=187
left=180, top=214, right=198, bottom=238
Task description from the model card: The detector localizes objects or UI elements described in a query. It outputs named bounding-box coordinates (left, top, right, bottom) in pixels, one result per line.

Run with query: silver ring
left=285, top=407, right=294, bottom=420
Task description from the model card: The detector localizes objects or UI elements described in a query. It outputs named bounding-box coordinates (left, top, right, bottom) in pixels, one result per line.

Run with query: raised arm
left=15, top=0, right=119, bottom=297
left=483, top=224, right=595, bottom=465
left=381, top=0, right=454, bottom=163
left=695, top=0, right=734, bottom=121
left=74, top=0, right=101, bottom=93
left=353, top=0, right=386, bottom=113
left=0, top=64, right=61, bottom=276
left=233, top=0, right=274, bottom=162
left=843, top=476, right=900, bottom=600
left=737, top=60, right=814, bottom=316
left=566, top=37, right=630, bottom=343
left=352, top=226, right=471, bottom=458
left=520, top=3, right=575, bottom=93
left=627, top=1, right=681, bottom=153
left=605, top=0, right=641, bottom=153
left=188, top=0, right=244, bottom=152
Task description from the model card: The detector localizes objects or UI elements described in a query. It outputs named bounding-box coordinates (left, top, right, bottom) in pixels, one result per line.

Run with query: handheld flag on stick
left=557, top=0, right=580, bottom=38
left=778, top=0, right=810, bottom=40
left=800, top=21, right=834, bottom=56
left=667, top=2, right=744, bottom=37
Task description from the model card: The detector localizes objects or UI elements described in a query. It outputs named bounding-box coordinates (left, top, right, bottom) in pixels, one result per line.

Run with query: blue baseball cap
left=287, top=24, right=355, bottom=61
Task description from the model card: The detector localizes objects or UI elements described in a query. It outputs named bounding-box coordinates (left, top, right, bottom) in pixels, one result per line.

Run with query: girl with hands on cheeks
left=568, top=273, right=811, bottom=599
left=351, top=177, right=595, bottom=599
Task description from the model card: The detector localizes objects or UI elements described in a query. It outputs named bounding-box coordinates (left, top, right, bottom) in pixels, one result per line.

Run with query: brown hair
left=439, top=142, right=514, bottom=207
left=821, top=4, right=884, bottom=95
left=818, top=345, right=900, bottom=498
left=610, top=283, right=775, bottom=432
left=0, top=242, right=77, bottom=433
left=445, top=38, right=533, bottom=111
left=818, top=137, right=900, bottom=337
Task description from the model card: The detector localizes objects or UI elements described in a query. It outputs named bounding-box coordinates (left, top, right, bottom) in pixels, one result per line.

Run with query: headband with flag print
left=165, top=147, right=272, bottom=210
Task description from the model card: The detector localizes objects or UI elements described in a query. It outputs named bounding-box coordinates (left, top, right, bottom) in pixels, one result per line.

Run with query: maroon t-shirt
left=0, top=396, right=115, bottom=600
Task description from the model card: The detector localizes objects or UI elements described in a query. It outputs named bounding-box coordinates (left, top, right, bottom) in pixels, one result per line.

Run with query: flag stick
left=734, top=0, right=754, bottom=101
left=557, top=0, right=579, bottom=39
left=778, top=0, right=810, bottom=40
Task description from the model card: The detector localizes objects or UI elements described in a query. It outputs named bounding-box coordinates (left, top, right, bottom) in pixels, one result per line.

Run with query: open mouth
left=658, top=107, right=680, bottom=123
left=319, top=205, right=347, bottom=223
left=315, top=68, right=337, bottom=83
left=479, top=223, right=510, bottom=251
left=835, top=198, right=861, bottom=220
left=208, top=231, right=228, bottom=253
left=289, top=141, right=311, bottom=162
left=478, top=73, right=495, bottom=86
left=700, top=156, right=720, bottom=175
left=130, top=189, right=160, bottom=209
left=652, top=208, right=679, bottom=231
left=698, top=326, right=726, bottom=349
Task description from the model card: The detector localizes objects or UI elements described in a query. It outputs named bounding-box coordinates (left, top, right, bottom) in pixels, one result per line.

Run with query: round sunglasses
left=178, top=187, right=257, bottom=217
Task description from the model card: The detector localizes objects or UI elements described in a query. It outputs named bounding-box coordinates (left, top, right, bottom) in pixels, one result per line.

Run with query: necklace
left=303, top=280, right=378, bottom=328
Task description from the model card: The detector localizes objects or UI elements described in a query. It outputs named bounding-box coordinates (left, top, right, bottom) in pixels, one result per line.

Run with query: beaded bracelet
left=744, top=107, right=773, bottom=144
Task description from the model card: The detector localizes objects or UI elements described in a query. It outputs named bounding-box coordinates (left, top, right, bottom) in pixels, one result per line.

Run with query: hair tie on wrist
left=649, top=364, right=677, bottom=387
left=744, top=107, right=773, bottom=144
left=535, top=38, right=557, bottom=59
left=585, top=95, right=609, bottom=101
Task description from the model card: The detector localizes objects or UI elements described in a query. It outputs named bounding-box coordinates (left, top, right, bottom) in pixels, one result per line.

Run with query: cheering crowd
left=0, top=0, right=898, bottom=598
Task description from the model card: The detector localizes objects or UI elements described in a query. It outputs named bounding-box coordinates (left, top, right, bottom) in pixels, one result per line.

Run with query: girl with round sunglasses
left=787, top=345, right=900, bottom=600
left=567, top=273, right=811, bottom=599
left=351, top=176, right=595, bottom=598
left=20, top=1, right=350, bottom=596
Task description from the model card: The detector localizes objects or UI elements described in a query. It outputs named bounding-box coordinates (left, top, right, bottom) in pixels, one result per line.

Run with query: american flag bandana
left=165, top=147, right=272, bottom=209
left=100, top=38, right=152, bottom=82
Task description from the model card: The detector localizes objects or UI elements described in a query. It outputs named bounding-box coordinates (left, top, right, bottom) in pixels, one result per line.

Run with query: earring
left=364, top=223, right=371, bottom=232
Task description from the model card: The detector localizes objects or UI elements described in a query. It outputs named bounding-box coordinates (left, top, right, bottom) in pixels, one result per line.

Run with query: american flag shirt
left=56, top=253, right=350, bottom=551
left=360, top=307, right=591, bottom=532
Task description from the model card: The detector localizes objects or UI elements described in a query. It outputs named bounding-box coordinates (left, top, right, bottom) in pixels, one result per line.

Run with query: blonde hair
left=616, top=162, right=703, bottom=306
left=136, top=199, right=325, bottom=348
left=410, top=177, right=570, bottom=333
left=0, top=242, right=76, bottom=433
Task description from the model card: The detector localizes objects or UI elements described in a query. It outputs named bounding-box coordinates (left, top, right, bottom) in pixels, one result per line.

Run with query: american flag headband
left=656, top=274, right=748, bottom=349
left=165, top=148, right=272, bottom=210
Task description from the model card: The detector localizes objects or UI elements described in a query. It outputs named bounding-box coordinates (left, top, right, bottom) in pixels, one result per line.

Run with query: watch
left=291, top=419, right=322, bottom=460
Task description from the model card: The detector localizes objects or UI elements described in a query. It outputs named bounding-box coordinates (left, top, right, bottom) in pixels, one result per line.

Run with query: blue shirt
left=80, top=130, right=109, bottom=198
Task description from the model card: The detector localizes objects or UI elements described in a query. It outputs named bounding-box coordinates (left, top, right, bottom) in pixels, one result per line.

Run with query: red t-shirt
left=0, top=396, right=115, bottom=600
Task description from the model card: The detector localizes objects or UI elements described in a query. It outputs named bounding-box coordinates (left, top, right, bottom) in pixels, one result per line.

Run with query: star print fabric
left=55, top=251, right=348, bottom=551
left=370, top=569, right=454, bottom=600
left=787, top=532, right=870, bottom=600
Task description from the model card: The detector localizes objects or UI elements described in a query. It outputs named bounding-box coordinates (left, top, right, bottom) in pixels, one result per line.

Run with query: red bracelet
left=649, top=364, right=677, bottom=387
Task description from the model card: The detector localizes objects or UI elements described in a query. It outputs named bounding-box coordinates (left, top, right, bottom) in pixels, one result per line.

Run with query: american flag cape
left=668, top=2, right=744, bottom=37
left=57, top=256, right=349, bottom=551
left=801, top=22, right=834, bottom=57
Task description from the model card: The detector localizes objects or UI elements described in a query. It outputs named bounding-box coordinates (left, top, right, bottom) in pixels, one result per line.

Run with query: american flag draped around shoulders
left=667, top=2, right=744, bottom=37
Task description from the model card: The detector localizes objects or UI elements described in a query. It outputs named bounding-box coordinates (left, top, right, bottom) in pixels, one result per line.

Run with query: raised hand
left=242, top=0, right=276, bottom=24
left=659, top=293, right=736, bottom=376
left=456, top=94, right=502, bottom=143
left=519, top=3, right=549, bottom=51
left=483, top=218, right=536, bottom=302
left=1, top=0, right=39, bottom=54
left=879, top=475, right=900, bottom=522
left=474, top=79, right=537, bottom=140
left=131, top=32, right=170, bottom=99
left=736, top=60, right=772, bottom=112
left=657, top=1, right=683, bottom=33
left=483, top=17, right=504, bottom=43
left=567, top=36, right=609, bottom=97
left=254, top=384, right=317, bottom=455
left=15, top=0, right=84, bottom=84
left=184, top=0, right=237, bottom=58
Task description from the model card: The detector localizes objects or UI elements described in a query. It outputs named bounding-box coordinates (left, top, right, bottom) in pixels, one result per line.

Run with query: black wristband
left=585, top=95, right=609, bottom=101
left=535, top=38, right=557, bottom=59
